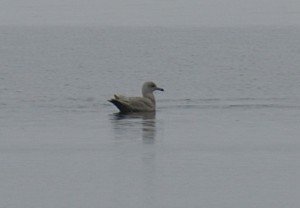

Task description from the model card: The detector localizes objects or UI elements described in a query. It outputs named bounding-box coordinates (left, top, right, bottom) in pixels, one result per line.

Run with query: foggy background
left=1, top=0, right=300, bottom=26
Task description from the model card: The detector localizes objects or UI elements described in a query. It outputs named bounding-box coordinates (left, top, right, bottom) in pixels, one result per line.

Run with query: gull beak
left=156, top=87, right=164, bottom=92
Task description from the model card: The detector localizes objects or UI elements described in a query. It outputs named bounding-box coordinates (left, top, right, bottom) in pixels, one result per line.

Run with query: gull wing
left=109, top=95, right=154, bottom=113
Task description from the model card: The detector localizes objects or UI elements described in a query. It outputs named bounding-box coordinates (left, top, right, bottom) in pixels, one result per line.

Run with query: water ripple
left=159, top=97, right=300, bottom=110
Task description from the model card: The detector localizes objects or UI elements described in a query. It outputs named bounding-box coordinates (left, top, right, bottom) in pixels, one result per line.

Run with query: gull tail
left=108, top=97, right=133, bottom=113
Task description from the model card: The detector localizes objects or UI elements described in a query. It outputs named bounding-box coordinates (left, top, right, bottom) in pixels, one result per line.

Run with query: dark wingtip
left=108, top=99, right=132, bottom=113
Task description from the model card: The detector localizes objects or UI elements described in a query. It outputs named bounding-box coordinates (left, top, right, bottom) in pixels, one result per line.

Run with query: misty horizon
left=1, top=0, right=300, bottom=27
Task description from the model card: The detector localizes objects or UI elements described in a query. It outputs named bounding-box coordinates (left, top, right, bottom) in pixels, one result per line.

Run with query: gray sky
left=1, top=0, right=300, bottom=26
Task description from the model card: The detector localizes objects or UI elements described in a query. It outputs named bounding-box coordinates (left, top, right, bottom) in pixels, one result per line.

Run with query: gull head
left=142, top=81, right=164, bottom=95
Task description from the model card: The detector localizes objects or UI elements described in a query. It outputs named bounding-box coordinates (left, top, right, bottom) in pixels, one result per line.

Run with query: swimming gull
left=109, top=81, right=164, bottom=113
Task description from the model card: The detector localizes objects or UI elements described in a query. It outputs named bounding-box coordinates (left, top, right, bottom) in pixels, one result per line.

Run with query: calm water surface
left=1, top=26, right=300, bottom=208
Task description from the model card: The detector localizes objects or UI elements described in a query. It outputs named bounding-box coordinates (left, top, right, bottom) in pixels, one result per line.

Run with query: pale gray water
left=1, top=26, right=300, bottom=208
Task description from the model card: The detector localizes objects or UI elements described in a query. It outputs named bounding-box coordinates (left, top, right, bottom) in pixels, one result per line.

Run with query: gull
left=109, top=81, right=164, bottom=113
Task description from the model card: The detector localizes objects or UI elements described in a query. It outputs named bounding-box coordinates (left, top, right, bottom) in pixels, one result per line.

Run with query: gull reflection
left=110, top=112, right=156, bottom=143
